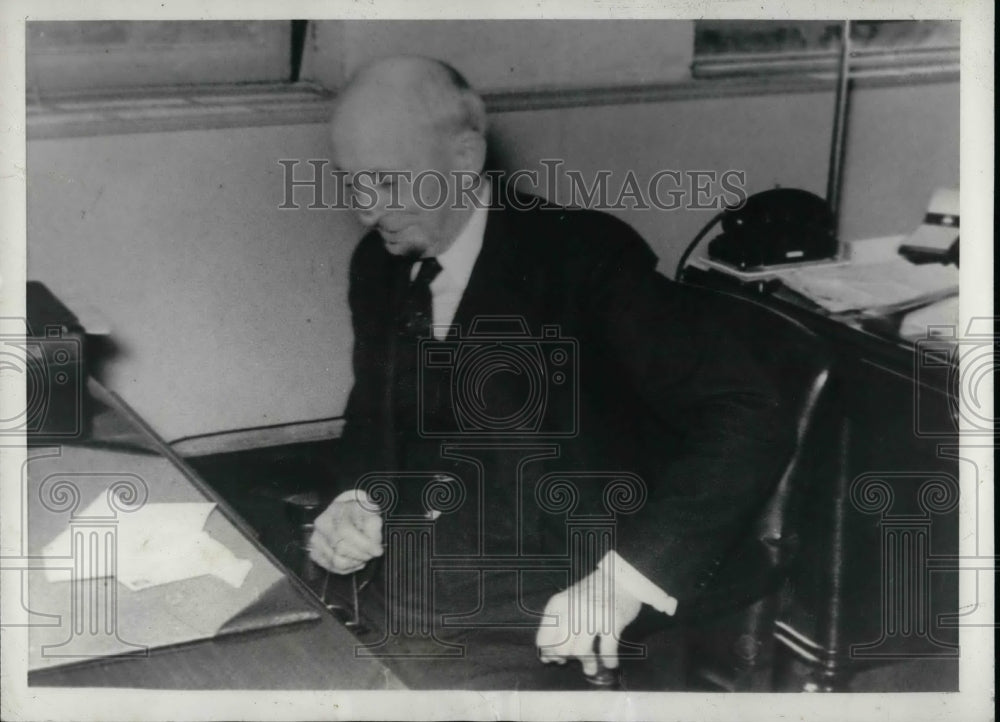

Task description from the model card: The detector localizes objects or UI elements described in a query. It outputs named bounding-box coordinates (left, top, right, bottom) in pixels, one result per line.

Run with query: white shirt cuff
left=598, top=550, right=679, bottom=616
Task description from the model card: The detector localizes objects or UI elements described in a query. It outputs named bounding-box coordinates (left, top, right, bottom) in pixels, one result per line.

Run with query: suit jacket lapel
left=382, top=255, right=414, bottom=448
left=451, top=203, right=529, bottom=335
left=387, top=255, right=413, bottom=327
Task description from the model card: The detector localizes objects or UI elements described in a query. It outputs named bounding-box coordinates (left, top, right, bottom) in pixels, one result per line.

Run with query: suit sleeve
left=580, top=220, right=794, bottom=606
left=322, top=233, right=386, bottom=504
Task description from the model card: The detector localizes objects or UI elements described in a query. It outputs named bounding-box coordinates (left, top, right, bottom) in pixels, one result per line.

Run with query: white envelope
left=42, top=499, right=252, bottom=590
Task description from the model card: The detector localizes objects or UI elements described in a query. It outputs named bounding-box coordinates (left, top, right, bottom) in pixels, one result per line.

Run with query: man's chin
left=379, top=232, right=401, bottom=251
left=382, top=240, right=413, bottom=257
left=380, top=232, right=421, bottom=258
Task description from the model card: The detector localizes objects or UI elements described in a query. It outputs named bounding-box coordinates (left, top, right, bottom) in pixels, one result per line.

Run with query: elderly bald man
left=308, top=56, right=790, bottom=689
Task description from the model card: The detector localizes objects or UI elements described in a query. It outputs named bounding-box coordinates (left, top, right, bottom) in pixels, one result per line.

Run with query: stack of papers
left=42, top=500, right=252, bottom=591
left=776, top=258, right=959, bottom=314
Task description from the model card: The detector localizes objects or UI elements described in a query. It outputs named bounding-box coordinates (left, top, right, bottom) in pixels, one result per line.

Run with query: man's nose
left=354, top=202, right=384, bottom=228
left=354, top=188, right=391, bottom=227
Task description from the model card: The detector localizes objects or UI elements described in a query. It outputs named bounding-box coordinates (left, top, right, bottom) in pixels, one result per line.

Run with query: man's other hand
left=535, top=566, right=642, bottom=676
left=309, top=490, right=384, bottom=574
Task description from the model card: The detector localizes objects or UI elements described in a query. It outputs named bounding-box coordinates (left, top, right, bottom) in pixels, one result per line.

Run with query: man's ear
left=452, top=130, right=487, bottom=174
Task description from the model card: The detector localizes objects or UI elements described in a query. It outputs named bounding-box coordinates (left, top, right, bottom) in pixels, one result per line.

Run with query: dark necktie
left=398, top=257, right=443, bottom=339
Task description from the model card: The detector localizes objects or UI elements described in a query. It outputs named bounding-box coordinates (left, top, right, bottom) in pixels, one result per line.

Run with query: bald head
left=333, top=56, right=486, bottom=141
left=328, top=56, right=489, bottom=259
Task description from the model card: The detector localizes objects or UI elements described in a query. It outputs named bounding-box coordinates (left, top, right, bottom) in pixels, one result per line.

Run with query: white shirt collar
left=436, top=180, right=490, bottom=290
left=413, top=180, right=489, bottom=289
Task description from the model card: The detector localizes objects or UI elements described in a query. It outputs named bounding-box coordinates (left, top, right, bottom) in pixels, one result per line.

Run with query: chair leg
left=773, top=643, right=856, bottom=692
left=685, top=594, right=779, bottom=691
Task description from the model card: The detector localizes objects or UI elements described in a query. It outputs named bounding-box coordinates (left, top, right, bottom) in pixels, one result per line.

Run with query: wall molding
left=27, top=67, right=959, bottom=141
left=484, top=67, right=957, bottom=113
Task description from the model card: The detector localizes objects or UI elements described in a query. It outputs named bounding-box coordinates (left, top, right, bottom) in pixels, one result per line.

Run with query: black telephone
left=707, top=188, right=839, bottom=271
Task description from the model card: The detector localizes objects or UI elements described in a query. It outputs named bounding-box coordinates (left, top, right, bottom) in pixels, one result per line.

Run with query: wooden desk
left=682, top=265, right=961, bottom=691
left=27, top=381, right=403, bottom=690
left=31, top=614, right=403, bottom=689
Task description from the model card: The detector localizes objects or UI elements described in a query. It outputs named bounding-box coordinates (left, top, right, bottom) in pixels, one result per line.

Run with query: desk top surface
left=26, top=380, right=402, bottom=690
left=682, top=262, right=958, bottom=394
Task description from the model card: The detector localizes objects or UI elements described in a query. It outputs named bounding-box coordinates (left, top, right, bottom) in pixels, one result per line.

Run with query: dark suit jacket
left=331, top=194, right=792, bottom=606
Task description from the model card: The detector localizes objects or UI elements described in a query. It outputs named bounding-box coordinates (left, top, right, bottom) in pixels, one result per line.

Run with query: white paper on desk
left=41, top=500, right=252, bottom=591
left=776, top=259, right=959, bottom=313
left=899, top=294, right=960, bottom=341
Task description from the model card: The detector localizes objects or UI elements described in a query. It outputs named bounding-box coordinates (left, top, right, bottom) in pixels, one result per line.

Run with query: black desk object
left=681, top=265, right=960, bottom=692
left=23, top=281, right=89, bottom=440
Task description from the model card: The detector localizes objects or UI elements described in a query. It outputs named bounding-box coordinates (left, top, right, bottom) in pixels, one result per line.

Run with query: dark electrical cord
left=674, top=211, right=724, bottom=280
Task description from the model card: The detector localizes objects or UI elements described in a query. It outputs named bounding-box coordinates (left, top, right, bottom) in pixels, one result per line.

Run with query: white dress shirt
left=410, top=184, right=489, bottom=340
